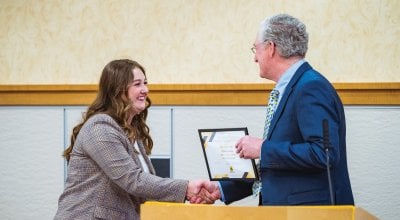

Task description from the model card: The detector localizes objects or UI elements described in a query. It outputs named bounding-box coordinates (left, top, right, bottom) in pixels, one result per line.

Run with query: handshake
left=186, top=180, right=221, bottom=204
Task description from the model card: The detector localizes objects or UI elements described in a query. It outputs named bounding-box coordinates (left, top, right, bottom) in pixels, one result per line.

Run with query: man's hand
left=235, top=135, right=263, bottom=159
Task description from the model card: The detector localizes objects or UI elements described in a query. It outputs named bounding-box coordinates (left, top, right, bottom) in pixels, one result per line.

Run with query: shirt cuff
left=217, top=181, right=226, bottom=202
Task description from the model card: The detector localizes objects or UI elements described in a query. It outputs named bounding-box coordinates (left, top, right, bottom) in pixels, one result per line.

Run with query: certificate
left=198, top=128, right=258, bottom=181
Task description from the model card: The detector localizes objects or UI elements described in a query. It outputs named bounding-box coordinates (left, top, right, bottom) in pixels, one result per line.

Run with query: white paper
left=200, top=129, right=256, bottom=179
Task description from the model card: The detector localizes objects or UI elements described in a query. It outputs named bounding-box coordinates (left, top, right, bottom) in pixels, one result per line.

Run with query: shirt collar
left=274, top=59, right=305, bottom=100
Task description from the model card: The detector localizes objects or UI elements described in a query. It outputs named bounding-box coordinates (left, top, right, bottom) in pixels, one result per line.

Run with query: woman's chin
left=133, top=106, right=145, bottom=114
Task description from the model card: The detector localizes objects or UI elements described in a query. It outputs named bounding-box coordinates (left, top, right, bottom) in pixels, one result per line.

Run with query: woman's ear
left=120, top=91, right=128, bottom=103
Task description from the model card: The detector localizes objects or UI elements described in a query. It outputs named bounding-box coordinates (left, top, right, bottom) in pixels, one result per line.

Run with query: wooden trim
left=0, top=83, right=399, bottom=106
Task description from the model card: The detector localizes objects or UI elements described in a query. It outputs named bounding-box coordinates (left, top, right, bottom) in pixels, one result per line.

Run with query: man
left=201, top=14, right=354, bottom=205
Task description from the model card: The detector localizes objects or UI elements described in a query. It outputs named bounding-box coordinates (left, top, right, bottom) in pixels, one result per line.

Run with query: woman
left=54, top=59, right=211, bottom=219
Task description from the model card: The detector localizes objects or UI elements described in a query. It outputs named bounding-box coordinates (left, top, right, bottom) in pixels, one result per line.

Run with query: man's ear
left=268, top=42, right=276, bottom=57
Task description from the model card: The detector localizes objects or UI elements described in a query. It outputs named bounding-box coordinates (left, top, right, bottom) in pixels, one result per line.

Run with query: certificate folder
left=198, top=127, right=258, bottom=181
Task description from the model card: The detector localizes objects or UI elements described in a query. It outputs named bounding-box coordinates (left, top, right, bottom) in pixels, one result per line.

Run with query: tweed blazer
left=54, top=114, right=188, bottom=220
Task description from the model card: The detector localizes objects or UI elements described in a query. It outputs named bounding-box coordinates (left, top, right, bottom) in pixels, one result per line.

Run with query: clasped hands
left=186, top=135, right=261, bottom=204
left=186, top=180, right=221, bottom=204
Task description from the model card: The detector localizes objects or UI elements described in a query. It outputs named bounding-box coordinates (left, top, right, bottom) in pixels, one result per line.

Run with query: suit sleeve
left=219, top=180, right=254, bottom=204
left=260, top=80, right=341, bottom=171
left=81, top=119, right=188, bottom=202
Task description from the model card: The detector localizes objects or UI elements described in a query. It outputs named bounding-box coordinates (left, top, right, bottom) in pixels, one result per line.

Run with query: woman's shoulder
left=76, top=113, right=126, bottom=143
left=83, top=113, right=120, bottom=131
left=88, top=113, right=113, bottom=122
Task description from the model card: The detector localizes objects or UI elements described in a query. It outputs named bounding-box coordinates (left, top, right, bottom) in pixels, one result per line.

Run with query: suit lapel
left=267, top=62, right=312, bottom=140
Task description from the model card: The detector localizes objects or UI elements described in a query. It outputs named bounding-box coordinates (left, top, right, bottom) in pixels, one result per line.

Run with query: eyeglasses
left=251, top=41, right=271, bottom=54
left=250, top=46, right=256, bottom=54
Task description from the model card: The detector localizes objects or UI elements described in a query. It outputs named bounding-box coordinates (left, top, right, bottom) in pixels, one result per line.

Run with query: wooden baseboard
left=0, top=83, right=399, bottom=106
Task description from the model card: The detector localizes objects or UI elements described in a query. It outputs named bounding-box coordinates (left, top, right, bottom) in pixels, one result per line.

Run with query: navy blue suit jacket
left=220, top=62, right=354, bottom=205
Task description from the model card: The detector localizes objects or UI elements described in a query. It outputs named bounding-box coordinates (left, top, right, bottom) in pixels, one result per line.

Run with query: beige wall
left=0, top=0, right=399, bottom=84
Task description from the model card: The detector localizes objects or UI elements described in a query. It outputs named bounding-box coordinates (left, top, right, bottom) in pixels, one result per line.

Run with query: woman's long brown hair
left=63, top=59, right=153, bottom=162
